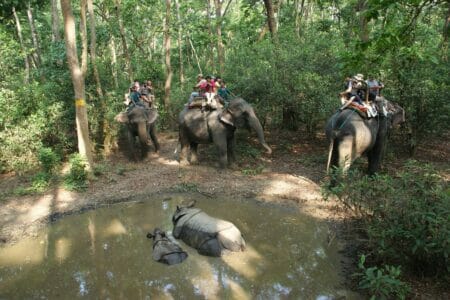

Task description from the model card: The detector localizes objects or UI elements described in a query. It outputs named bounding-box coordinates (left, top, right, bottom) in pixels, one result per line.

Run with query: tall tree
left=175, top=0, right=185, bottom=87
left=51, top=0, right=61, bottom=42
left=12, top=6, right=30, bottom=84
left=163, top=0, right=173, bottom=110
left=114, top=0, right=133, bottom=82
left=60, top=0, right=94, bottom=169
left=214, top=0, right=225, bottom=74
left=87, top=0, right=103, bottom=99
left=26, top=2, right=41, bottom=67
left=263, top=0, right=278, bottom=43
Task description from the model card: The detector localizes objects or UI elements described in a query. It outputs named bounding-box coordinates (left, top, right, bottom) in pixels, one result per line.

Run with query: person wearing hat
left=188, top=74, right=207, bottom=104
left=339, top=73, right=366, bottom=111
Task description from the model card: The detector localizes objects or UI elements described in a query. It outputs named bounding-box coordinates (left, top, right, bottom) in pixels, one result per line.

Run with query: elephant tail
left=326, top=131, right=338, bottom=174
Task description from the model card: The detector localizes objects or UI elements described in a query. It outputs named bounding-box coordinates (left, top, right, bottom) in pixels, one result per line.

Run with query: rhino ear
left=146, top=233, right=154, bottom=239
left=176, top=205, right=180, bottom=211
left=161, top=232, right=166, bottom=238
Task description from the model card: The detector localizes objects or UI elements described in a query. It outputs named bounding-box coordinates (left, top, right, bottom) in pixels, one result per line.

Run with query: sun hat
left=354, top=73, right=364, bottom=81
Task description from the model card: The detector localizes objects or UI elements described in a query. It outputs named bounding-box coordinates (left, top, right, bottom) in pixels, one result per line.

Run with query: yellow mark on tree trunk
left=75, top=99, right=85, bottom=107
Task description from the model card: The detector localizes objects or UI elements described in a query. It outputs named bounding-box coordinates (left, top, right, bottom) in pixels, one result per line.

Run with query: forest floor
left=0, top=128, right=449, bottom=298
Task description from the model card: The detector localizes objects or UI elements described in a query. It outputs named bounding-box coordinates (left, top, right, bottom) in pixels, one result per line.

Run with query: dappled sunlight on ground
left=18, top=194, right=53, bottom=224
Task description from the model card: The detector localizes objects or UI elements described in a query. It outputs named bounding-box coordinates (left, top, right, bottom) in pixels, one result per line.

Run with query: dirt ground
left=0, top=129, right=448, bottom=298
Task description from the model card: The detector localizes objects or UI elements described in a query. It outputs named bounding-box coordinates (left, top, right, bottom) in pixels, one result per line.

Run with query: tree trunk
left=163, top=0, right=173, bottom=111
left=442, top=2, right=450, bottom=61
left=27, top=2, right=41, bottom=67
left=206, top=0, right=215, bottom=72
left=214, top=0, right=225, bottom=75
left=87, top=0, right=103, bottom=99
left=175, top=0, right=185, bottom=88
left=188, top=36, right=202, bottom=74
left=51, top=0, right=61, bottom=42
left=115, top=0, right=134, bottom=82
left=357, top=0, right=369, bottom=43
left=60, top=0, right=94, bottom=169
left=109, top=37, right=119, bottom=89
left=87, top=0, right=111, bottom=154
left=13, top=7, right=30, bottom=84
left=80, top=0, right=88, bottom=77
left=263, top=0, right=278, bottom=43
left=294, top=0, right=305, bottom=37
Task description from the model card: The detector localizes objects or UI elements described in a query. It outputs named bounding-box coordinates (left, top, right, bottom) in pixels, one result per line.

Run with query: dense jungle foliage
left=0, top=0, right=449, bottom=297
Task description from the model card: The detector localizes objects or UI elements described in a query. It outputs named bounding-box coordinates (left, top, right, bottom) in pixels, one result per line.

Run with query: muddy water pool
left=0, top=195, right=358, bottom=299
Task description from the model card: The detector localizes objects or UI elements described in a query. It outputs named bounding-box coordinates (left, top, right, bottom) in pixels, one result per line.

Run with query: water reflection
left=0, top=196, right=359, bottom=299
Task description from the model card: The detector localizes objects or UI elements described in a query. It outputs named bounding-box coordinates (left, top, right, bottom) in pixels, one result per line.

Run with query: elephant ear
left=385, top=101, right=405, bottom=127
left=115, top=112, right=129, bottom=123
left=219, top=109, right=235, bottom=127
left=147, top=109, right=158, bottom=124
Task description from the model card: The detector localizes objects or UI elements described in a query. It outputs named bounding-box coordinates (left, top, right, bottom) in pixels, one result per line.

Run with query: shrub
left=64, top=154, right=88, bottom=191
left=355, top=255, right=410, bottom=300
left=38, top=147, right=60, bottom=174
left=323, top=160, right=450, bottom=275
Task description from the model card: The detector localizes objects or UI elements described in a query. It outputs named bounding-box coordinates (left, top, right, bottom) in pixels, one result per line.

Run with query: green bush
left=31, top=172, right=51, bottom=192
left=38, top=147, right=60, bottom=174
left=355, top=255, right=410, bottom=300
left=64, top=154, right=88, bottom=191
left=323, top=160, right=450, bottom=275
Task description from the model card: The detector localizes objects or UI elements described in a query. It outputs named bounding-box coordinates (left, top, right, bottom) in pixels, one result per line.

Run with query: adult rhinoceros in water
left=146, top=228, right=188, bottom=265
left=172, top=201, right=246, bottom=257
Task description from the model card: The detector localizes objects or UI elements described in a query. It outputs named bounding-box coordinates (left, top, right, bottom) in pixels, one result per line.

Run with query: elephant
left=146, top=228, right=188, bottom=265
left=325, top=98, right=405, bottom=176
left=115, top=106, right=160, bottom=160
left=172, top=201, right=246, bottom=257
left=178, top=97, right=272, bottom=168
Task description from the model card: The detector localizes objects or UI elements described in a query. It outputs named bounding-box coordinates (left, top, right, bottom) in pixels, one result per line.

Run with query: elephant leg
left=227, top=137, right=236, bottom=166
left=367, top=138, right=385, bottom=175
left=190, top=142, right=199, bottom=164
left=215, top=140, right=228, bottom=168
left=338, top=136, right=354, bottom=175
left=127, top=126, right=138, bottom=161
left=368, top=121, right=388, bottom=175
left=179, top=128, right=190, bottom=165
left=148, top=124, right=160, bottom=153
left=137, top=122, right=149, bottom=159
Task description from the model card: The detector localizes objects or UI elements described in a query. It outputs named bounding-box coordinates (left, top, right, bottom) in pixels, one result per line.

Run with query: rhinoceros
left=172, top=201, right=246, bottom=257
left=146, top=228, right=188, bottom=265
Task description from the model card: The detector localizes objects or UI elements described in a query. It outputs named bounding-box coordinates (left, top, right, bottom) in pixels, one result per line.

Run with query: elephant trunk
left=248, top=109, right=272, bottom=154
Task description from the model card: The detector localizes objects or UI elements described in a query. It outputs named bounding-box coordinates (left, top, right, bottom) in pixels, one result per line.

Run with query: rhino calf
left=147, top=228, right=188, bottom=265
left=172, top=202, right=246, bottom=257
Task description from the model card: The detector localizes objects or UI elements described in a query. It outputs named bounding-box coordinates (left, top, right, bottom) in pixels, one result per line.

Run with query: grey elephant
left=178, top=97, right=272, bottom=168
left=115, top=106, right=160, bottom=160
left=146, top=228, right=188, bottom=265
left=325, top=98, right=405, bottom=175
left=172, top=201, right=246, bottom=257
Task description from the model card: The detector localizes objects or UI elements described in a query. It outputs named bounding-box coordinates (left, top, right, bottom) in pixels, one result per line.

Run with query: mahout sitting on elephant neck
left=147, top=228, right=188, bottom=265
left=172, top=201, right=246, bottom=257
